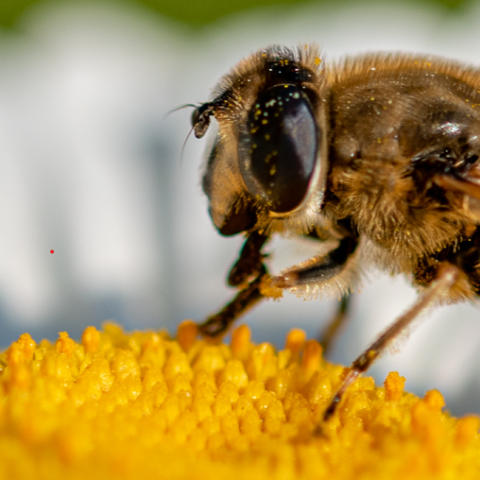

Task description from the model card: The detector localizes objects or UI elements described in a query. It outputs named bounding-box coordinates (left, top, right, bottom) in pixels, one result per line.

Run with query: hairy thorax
left=323, top=68, right=480, bottom=271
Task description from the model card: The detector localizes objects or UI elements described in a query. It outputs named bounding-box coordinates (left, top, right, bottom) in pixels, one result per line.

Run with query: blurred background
left=0, top=0, right=480, bottom=416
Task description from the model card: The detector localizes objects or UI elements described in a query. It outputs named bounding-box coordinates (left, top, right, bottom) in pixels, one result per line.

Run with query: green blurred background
left=0, top=0, right=468, bottom=29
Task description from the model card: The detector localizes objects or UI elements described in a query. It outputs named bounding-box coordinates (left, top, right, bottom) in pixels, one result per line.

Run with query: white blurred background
left=0, top=0, right=480, bottom=416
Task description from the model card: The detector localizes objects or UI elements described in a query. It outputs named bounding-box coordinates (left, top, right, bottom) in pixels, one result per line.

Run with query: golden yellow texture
left=0, top=321, right=479, bottom=480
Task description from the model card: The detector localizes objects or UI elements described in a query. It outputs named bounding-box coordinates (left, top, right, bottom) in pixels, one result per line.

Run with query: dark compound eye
left=265, top=59, right=313, bottom=85
left=238, top=84, right=318, bottom=213
left=192, top=103, right=214, bottom=139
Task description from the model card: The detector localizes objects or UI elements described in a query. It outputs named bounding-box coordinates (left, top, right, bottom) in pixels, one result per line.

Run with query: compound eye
left=192, top=103, right=213, bottom=139
left=240, top=84, right=318, bottom=213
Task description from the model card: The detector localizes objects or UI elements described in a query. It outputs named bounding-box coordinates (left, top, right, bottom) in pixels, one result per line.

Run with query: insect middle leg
left=319, top=294, right=351, bottom=354
left=270, top=236, right=357, bottom=352
left=199, top=234, right=358, bottom=340
left=270, top=236, right=358, bottom=289
left=198, top=231, right=269, bottom=339
left=322, top=263, right=461, bottom=423
left=197, top=265, right=267, bottom=338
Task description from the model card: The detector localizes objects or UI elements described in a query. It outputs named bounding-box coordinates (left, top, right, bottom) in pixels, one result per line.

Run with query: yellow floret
left=0, top=321, right=478, bottom=480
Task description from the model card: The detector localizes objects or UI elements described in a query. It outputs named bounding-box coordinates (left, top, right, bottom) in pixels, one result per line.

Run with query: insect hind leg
left=321, top=263, right=461, bottom=424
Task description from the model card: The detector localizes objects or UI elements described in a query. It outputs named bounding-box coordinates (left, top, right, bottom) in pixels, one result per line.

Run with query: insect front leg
left=227, top=231, right=269, bottom=287
left=198, top=232, right=269, bottom=339
left=321, top=263, right=461, bottom=425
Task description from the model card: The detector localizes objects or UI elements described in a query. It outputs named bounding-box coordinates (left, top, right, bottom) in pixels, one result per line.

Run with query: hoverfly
left=191, top=45, right=480, bottom=421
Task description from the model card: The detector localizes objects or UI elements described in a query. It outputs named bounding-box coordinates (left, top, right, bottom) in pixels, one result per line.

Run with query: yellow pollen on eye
left=269, top=165, right=276, bottom=175
left=262, top=119, right=268, bottom=125
left=314, top=57, right=321, bottom=65
left=265, top=134, right=270, bottom=140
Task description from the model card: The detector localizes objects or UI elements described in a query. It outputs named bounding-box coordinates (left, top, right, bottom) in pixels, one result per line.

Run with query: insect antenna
left=165, top=103, right=199, bottom=166
left=179, top=124, right=197, bottom=167
left=165, top=103, right=198, bottom=118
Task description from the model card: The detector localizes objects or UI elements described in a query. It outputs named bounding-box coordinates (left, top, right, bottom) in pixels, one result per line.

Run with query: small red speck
left=50, top=250, right=54, bottom=254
